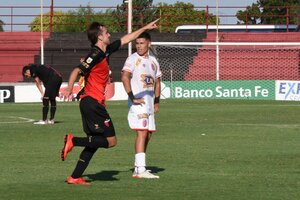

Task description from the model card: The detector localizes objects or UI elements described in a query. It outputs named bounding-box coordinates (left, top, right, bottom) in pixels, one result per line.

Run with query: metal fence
left=0, top=4, right=299, bottom=32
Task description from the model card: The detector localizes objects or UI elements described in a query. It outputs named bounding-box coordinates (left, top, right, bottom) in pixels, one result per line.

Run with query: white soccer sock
left=135, top=152, right=146, bottom=173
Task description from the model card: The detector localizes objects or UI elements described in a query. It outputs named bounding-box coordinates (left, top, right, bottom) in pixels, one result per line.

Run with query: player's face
left=24, top=69, right=31, bottom=78
left=98, top=26, right=111, bottom=45
left=136, top=38, right=150, bottom=57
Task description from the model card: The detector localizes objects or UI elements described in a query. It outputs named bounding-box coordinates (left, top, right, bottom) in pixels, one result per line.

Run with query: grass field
left=1, top=99, right=300, bottom=200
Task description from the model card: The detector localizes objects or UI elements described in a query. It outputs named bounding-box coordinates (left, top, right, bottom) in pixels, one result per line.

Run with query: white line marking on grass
left=238, top=104, right=300, bottom=108
left=220, top=123, right=300, bottom=128
left=0, top=116, right=35, bottom=124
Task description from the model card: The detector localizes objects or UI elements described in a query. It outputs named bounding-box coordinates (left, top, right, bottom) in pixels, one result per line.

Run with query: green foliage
left=64, top=6, right=95, bottom=32
left=95, top=9, right=120, bottom=33
left=28, top=1, right=218, bottom=33
left=157, top=2, right=217, bottom=32
left=64, top=6, right=119, bottom=33
left=131, top=0, right=157, bottom=28
left=29, top=11, right=68, bottom=32
left=236, top=3, right=261, bottom=24
left=112, top=0, right=158, bottom=32
left=0, top=19, right=4, bottom=32
left=236, top=0, right=299, bottom=24
left=259, top=0, right=299, bottom=24
left=29, top=5, right=118, bottom=32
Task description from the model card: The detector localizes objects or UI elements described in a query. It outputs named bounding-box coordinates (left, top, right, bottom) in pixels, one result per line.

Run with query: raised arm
left=120, top=19, right=159, bottom=46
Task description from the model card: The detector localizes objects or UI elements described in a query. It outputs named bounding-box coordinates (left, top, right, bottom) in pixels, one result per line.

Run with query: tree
left=236, top=3, right=261, bottom=24
left=259, top=0, right=299, bottom=24
left=28, top=1, right=217, bottom=33
left=29, top=5, right=119, bottom=32
left=0, top=20, right=4, bottom=32
left=95, top=8, right=120, bottom=33
left=29, top=11, right=68, bottom=32
left=64, top=6, right=95, bottom=32
left=157, top=1, right=217, bottom=32
left=113, top=0, right=158, bottom=32
left=64, top=5, right=119, bottom=32
left=236, top=0, right=299, bottom=25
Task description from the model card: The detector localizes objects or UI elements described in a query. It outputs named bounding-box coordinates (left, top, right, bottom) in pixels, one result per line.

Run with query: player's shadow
left=85, top=170, right=120, bottom=182
left=130, top=166, right=165, bottom=174
left=84, top=166, right=165, bottom=182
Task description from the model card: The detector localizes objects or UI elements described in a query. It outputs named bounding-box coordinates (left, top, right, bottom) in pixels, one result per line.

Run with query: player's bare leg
left=132, top=130, right=159, bottom=179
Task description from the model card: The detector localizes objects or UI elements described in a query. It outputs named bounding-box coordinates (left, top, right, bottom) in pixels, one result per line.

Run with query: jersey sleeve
left=153, top=57, right=162, bottom=78
left=122, top=55, right=135, bottom=73
left=77, top=47, right=105, bottom=75
left=107, top=40, right=121, bottom=54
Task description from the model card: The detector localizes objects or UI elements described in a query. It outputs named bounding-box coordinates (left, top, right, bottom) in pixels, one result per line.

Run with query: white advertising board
left=275, top=80, right=300, bottom=101
left=0, top=82, right=128, bottom=103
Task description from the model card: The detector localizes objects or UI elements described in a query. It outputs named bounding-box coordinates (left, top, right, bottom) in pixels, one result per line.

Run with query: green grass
left=1, top=99, right=300, bottom=200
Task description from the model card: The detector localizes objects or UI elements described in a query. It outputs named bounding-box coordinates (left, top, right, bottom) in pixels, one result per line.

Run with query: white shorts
left=128, top=111, right=156, bottom=132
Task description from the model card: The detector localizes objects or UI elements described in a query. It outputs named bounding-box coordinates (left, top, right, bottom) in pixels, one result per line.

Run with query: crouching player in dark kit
left=22, top=64, right=62, bottom=125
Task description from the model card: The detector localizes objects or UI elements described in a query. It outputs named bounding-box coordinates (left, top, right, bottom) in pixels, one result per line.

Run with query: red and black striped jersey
left=78, top=40, right=121, bottom=105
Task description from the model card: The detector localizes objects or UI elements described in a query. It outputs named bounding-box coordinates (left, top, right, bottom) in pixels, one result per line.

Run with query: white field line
left=219, top=123, right=300, bottom=128
left=159, top=122, right=300, bottom=129
left=0, top=116, right=35, bottom=124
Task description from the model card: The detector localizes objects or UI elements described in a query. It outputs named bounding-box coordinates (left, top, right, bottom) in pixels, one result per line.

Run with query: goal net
left=151, top=37, right=300, bottom=101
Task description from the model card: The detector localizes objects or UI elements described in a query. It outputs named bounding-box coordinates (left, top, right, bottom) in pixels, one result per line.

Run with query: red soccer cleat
left=67, top=176, right=91, bottom=185
left=61, top=134, right=74, bottom=161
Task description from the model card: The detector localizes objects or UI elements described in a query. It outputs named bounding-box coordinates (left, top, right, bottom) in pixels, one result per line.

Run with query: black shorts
left=44, top=75, right=62, bottom=100
left=80, top=96, right=116, bottom=137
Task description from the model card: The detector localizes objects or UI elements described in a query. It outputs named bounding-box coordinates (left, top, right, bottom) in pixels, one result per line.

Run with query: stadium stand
left=0, top=32, right=50, bottom=82
left=184, top=32, right=300, bottom=80
left=37, top=32, right=203, bottom=82
left=5, top=31, right=298, bottom=82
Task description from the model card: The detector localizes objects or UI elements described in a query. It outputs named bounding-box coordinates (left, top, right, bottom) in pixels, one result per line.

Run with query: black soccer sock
left=42, top=99, right=49, bottom=121
left=73, top=136, right=109, bottom=149
left=71, top=147, right=97, bottom=178
left=50, top=100, right=56, bottom=120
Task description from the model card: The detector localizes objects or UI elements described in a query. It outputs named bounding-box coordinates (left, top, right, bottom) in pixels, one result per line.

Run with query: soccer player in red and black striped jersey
left=61, top=19, right=159, bottom=185
left=22, top=64, right=62, bottom=125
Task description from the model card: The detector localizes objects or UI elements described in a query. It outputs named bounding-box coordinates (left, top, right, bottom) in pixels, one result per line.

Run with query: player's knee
left=42, top=99, right=49, bottom=107
left=50, top=99, right=56, bottom=107
left=107, top=137, right=117, bottom=148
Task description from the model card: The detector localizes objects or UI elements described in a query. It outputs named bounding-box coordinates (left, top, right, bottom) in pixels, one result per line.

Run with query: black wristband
left=128, top=91, right=135, bottom=102
left=154, top=96, right=160, bottom=104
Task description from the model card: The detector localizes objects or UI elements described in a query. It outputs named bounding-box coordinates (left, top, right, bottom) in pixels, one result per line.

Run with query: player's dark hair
left=137, top=32, right=151, bottom=41
left=87, top=22, right=105, bottom=46
left=22, top=64, right=35, bottom=76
